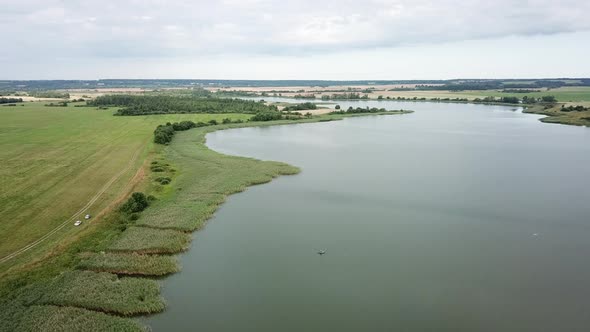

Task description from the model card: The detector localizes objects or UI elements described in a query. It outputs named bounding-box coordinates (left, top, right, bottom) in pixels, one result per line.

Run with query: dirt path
left=0, top=147, right=143, bottom=264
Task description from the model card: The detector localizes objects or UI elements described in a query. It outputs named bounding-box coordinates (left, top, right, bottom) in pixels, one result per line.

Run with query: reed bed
left=78, top=252, right=180, bottom=276
left=108, top=227, right=191, bottom=254
left=1, top=305, right=145, bottom=332
left=35, top=270, right=165, bottom=316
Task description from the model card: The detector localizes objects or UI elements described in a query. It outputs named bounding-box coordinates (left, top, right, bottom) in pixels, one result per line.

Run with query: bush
left=120, top=192, right=150, bottom=214
left=283, top=102, right=317, bottom=111
left=150, top=165, right=165, bottom=172
left=153, top=124, right=175, bottom=144
left=155, top=177, right=171, bottom=185
left=250, top=111, right=283, bottom=121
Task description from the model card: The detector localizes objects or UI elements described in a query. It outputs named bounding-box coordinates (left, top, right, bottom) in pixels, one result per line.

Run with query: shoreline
left=0, top=110, right=411, bottom=330
left=261, top=95, right=589, bottom=127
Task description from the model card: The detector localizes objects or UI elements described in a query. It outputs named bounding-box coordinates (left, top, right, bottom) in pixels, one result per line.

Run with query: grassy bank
left=0, top=109, right=410, bottom=330
left=523, top=104, right=590, bottom=127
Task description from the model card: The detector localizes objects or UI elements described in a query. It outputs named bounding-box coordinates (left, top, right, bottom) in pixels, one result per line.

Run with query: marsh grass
left=35, top=270, right=165, bottom=316
left=0, top=305, right=145, bottom=332
left=108, top=227, right=191, bottom=254
left=78, top=252, right=180, bottom=276
left=133, top=122, right=303, bottom=233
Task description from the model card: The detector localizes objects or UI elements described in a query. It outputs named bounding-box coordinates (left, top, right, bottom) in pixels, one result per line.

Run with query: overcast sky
left=2, top=0, right=589, bottom=79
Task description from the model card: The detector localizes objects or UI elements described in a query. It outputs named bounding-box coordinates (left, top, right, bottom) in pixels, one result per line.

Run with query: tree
left=120, top=192, right=150, bottom=213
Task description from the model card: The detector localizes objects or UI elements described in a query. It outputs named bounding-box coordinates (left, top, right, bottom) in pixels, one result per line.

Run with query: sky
left=1, top=0, right=590, bottom=80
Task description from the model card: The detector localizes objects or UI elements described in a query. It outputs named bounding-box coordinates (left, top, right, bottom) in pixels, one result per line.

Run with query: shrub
left=250, top=111, right=283, bottom=121
left=150, top=163, right=166, bottom=172
left=120, top=192, right=149, bottom=214
left=155, top=177, right=171, bottom=185
left=282, top=102, right=317, bottom=111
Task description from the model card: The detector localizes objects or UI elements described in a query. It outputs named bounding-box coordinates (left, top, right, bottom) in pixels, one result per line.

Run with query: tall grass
left=78, top=252, right=180, bottom=276
left=35, top=270, right=165, bottom=316
left=0, top=305, right=145, bottom=332
left=108, top=227, right=191, bottom=254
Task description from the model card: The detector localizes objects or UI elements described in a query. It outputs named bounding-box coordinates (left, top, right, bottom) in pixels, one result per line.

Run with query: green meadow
left=0, top=102, right=251, bottom=273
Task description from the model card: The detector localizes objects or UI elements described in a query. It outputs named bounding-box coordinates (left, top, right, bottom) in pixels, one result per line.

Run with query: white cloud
left=0, top=0, right=589, bottom=78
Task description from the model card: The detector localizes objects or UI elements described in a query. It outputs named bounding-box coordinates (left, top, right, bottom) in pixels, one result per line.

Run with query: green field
left=459, top=86, right=590, bottom=102
left=0, top=102, right=250, bottom=273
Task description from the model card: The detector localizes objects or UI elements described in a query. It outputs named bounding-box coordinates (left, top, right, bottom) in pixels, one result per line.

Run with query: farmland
left=0, top=102, right=251, bottom=273
left=236, top=86, right=590, bottom=103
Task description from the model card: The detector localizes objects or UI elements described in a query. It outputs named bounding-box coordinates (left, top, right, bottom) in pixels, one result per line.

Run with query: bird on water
left=317, top=250, right=326, bottom=255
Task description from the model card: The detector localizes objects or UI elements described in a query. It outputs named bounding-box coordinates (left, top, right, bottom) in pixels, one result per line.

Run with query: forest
left=88, top=95, right=278, bottom=115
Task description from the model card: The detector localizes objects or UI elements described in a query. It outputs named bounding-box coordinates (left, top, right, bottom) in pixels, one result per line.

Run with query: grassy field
left=0, top=103, right=410, bottom=330
left=0, top=102, right=251, bottom=274
left=260, top=86, right=590, bottom=103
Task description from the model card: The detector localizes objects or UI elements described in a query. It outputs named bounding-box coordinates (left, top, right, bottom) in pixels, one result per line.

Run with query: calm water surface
left=146, top=100, right=590, bottom=331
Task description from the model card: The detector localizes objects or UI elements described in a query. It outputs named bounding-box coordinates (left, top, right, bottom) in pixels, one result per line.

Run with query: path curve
left=0, top=147, right=143, bottom=265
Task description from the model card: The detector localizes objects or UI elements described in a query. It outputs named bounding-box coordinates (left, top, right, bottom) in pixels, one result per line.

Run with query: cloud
left=1, top=0, right=589, bottom=61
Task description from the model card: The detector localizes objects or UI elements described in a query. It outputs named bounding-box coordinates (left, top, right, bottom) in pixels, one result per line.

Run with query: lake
left=146, top=100, right=590, bottom=331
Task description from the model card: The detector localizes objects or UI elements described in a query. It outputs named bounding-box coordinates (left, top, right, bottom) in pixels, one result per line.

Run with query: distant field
left=235, top=86, right=590, bottom=103
left=0, top=102, right=250, bottom=271
left=459, top=87, right=590, bottom=102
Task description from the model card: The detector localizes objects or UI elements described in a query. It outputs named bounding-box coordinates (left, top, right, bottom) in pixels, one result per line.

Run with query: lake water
left=146, top=100, right=590, bottom=331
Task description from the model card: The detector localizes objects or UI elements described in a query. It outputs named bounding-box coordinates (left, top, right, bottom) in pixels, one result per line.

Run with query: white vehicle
left=74, top=220, right=82, bottom=226
left=84, top=214, right=91, bottom=220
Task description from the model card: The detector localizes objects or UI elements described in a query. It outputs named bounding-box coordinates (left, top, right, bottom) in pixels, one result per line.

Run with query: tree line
left=320, top=93, right=370, bottom=100
left=154, top=119, right=243, bottom=144
left=29, top=91, right=70, bottom=98
left=88, top=95, right=278, bottom=115
left=282, top=102, right=317, bottom=111
left=561, top=105, right=589, bottom=112
left=330, top=106, right=391, bottom=114
left=472, top=95, right=557, bottom=104
left=0, top=97, right=23, bottom=104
